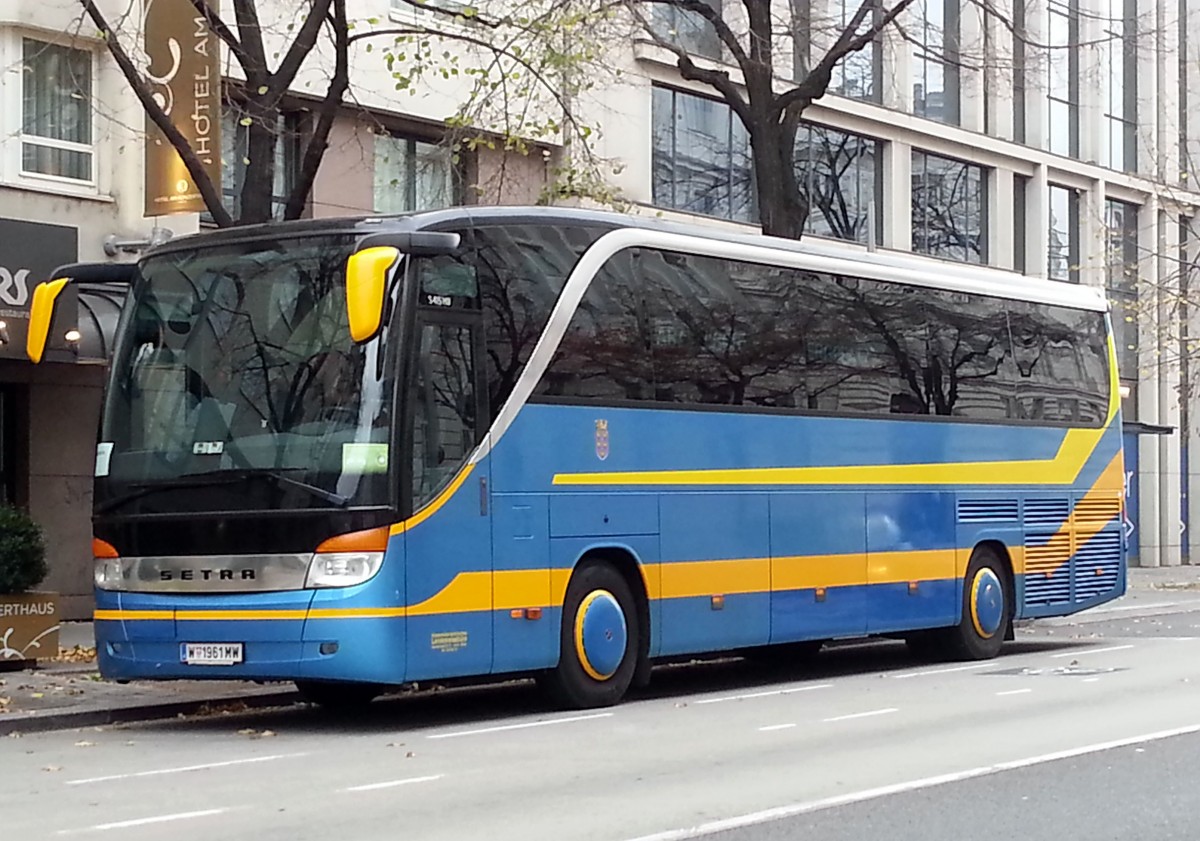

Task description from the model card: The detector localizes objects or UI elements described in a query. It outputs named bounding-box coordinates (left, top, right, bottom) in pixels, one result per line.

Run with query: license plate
left=180, top=642, right=244, bottom=665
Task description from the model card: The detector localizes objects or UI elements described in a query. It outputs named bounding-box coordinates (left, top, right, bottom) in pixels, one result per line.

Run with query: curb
left=2, top=690, right=302, bottom=735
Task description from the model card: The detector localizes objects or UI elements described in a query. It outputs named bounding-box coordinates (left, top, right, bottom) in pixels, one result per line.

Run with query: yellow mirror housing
left=26, top=278, right=70, bottom=364
left=345, top=246, right=400, bottom=344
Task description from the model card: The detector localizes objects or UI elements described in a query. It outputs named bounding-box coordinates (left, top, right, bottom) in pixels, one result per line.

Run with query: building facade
left=3, top=0, right=1195, bottom=618
left=588, top=0, right=1200, bottom=569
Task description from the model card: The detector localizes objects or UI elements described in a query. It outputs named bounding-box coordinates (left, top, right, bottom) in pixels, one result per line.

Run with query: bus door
left=403, top=306, right=493, bottom=681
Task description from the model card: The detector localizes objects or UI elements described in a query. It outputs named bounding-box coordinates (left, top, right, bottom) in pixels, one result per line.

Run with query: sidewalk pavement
left=4, top=564, right=1200, bottom=734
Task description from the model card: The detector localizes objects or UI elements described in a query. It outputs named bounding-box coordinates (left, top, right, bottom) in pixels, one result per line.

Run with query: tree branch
left=391, top=0, right=502, bottom=29
left=631, top=0, right=750, bottom=67
left=625, top=3, right=752, bottom=125
left=772, top=0, right=916, bottom=117
left=79, top=0, right=232, bottom=226
left=232, top=0, right=268, bottom=81
left=272, top=0, right=336, bottom=95
left=185, top=0, right=251, bottom=70
left=284, top=0, right=348, bottom=220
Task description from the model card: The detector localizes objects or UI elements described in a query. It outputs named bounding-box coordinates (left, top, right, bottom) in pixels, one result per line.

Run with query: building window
left=796, top=124, right=881, bottom=243
left=1103, top=0, right=1137, bottom=172
left=829, top=0, right=881, bottom=102
left=1048, top=183, right=1080, bottom=282
left=911, top=150, right=987, bottom=264
left=218, top=106, right=300, bottom=220
left=1013, top=0, right=1026, bottom=143
left=652, top=86, right=880, bottom=239
left=651, top=0, right=722, bottom=60
left=1181, top=0, right=1190, bottom=179
left=652, top=86, right=755, bottom=224
left=20, top=39, right=93, bottom=182
left=1046, top=0, right=1079, bottom=158
left=1105, top=199, right=1139, bottom=378
left=1014, top=174, right=1029, bottom=273
left=912, top=0, right=960, bottom=124
left=373, top=133, right=454, bottom=214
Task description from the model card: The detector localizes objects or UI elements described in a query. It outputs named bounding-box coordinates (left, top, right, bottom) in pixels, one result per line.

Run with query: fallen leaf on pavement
left=237, top=728, right=277, bottom=739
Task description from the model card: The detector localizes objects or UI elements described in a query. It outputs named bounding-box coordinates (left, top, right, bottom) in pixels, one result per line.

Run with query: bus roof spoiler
left=355, top=231, right=460, bottom=255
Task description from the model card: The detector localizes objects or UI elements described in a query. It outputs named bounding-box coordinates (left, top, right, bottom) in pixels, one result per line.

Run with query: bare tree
left=79, top=0, right=350, bottom=226
left=629, top=0, right=917, bottom=238
left=77, top=0, right=620, bottom=227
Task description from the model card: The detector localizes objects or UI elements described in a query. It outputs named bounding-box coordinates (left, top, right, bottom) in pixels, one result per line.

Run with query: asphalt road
left=3, top=590, right=1199, bottom=841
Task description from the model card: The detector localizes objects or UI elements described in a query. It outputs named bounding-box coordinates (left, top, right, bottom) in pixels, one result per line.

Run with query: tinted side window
left=459, top=224, right=607, bottom=416
left=537, top=250, right=655, bottom=401
left=1009, top=302, right=1110, bottom=425
left=533, top=245, right=1107, bottom=427
left=865, top=285, right=1017, bottom=419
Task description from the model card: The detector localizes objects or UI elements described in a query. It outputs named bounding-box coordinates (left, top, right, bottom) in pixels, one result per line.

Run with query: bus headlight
left=94, top=558, right=125, bottom=590
left=305, top=552, right=384, bottom=588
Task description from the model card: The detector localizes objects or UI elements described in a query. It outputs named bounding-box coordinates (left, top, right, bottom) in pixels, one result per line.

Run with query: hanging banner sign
left=143, top=0, right=221, bottom=217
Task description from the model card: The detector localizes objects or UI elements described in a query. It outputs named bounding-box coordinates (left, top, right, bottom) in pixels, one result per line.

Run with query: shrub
left=0, top=506, right=47, bottom=595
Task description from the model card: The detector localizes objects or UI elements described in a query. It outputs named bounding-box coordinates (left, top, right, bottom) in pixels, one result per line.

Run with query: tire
left=945, top=545, right=1011, bottom=660
left=542, top=561, right=639, bottom=709
left=295, top=680, right=382, bottom=710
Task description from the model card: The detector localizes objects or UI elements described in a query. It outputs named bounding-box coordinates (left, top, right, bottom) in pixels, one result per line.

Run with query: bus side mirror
left=26, top=262, right=136, bottom=363
left=27, top=278, right=72, bottom=364
left=345, top=247, right=400, bottom=344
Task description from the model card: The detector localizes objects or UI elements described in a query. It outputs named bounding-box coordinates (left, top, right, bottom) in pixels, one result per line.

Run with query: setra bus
left=27, top=207, right=1126, bottom=708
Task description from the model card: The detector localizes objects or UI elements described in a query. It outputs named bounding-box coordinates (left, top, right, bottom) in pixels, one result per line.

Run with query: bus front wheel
left=541, top=561, right=638, bottom=709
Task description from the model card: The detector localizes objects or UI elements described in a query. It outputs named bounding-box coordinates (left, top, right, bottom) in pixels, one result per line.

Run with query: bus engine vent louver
left=1072, top=531, right=1122, bottom=600
left=1072, top=496, right=1122, bottom=525
left=1023, top=532, right=1072, bottom=605
left=956, top=500, right=1019, bottom=523
left=1023, top=499, right=1071, bottom=528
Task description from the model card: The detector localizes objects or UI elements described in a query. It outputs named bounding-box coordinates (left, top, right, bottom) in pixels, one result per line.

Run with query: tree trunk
left=750, top=116, right=807, bottom=239
left=240, top=104, right=278, bottom=225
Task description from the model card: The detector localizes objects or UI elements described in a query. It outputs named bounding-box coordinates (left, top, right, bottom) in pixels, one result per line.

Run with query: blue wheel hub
left=574, top=590, right=627, bottom=680
left=970, top=568, right=1005, bottom=639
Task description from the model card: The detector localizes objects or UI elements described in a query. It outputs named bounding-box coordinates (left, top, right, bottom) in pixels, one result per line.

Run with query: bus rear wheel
left=906, top=546, right=1010, bottom=661
left=541, top=561, right=638, bottom=709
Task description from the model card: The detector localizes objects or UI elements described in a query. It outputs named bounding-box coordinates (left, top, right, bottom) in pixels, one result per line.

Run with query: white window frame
left=1, top=29, right=100, bottom=195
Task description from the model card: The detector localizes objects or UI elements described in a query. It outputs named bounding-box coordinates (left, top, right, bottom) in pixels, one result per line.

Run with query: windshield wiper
left=97, top=468, right=350, bottom=515
left=243, top=469, right=351, bottom=508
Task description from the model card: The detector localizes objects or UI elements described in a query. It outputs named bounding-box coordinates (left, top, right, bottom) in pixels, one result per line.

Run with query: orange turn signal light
left=314, top=525, right=390, bottom=553
left=92, top=537, right=119, bottom=559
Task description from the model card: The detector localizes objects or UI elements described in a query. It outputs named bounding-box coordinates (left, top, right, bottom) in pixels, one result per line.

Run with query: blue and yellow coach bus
left=26, top=207, right=1125, bottom=708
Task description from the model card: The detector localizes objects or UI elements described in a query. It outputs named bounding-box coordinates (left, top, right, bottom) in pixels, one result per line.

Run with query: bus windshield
left=97, top=235, right=394, bottom=514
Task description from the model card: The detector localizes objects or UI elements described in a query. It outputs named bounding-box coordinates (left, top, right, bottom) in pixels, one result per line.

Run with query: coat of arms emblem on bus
left=595, top=419, right=610, bottom=461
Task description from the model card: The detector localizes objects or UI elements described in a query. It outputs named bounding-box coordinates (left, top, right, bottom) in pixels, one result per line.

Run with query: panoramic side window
left=461, top=224, right=607, bottom=416
left=532, top=245, right=1100, bottom=426
left=1008, top=301, right=1110, bottom=426
left=537, top=249, right=654, bottom=401
left=411, top=323, right=477, bottom=508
